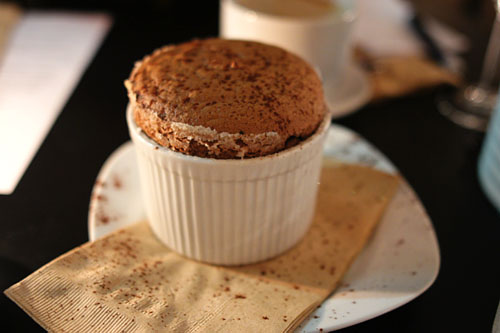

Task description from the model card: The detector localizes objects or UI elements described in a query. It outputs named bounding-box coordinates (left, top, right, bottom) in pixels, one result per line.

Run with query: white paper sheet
left=0, top=12, right=111, bottom=194
left=353, top=0, right=423, bottom=57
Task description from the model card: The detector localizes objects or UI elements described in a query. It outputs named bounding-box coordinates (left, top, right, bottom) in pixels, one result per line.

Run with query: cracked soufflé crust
left=125, top=38, right=327, bottom=159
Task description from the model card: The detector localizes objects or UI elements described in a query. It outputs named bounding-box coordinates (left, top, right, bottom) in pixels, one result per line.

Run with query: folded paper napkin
left=355, top=47, right=461, bottom=102
left=5, top=164, right=399, bottom=332
left=0, top=3, right=21, bottom=59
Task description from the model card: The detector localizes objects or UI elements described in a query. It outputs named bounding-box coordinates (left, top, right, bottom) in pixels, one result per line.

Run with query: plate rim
left=88, top=141, right=135, bottom=241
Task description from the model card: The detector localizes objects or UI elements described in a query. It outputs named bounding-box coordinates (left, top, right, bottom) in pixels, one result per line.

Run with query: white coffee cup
left=220, top=0, right=356, bottom=89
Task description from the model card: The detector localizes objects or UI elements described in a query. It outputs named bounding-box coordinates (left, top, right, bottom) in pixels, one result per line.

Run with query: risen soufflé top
left=125, top=38, right=327, bottom=159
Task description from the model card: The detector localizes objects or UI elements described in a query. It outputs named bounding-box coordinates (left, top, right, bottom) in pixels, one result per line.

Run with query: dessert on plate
left=125, top=38, right=326, bottom=159
left=125, top=38, right=331, bottom=265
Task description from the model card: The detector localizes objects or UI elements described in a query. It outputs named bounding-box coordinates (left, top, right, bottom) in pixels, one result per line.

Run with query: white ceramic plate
left=88, top=124, right=440, bottom=332
left=324, top=64, right=372, bottom=119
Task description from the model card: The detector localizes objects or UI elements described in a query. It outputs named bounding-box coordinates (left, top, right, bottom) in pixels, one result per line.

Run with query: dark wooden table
left=1, top=1, right=499, bottom=332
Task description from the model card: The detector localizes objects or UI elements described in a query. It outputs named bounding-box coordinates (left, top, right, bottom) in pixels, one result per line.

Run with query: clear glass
left=438, top=7, right=500, bottom=131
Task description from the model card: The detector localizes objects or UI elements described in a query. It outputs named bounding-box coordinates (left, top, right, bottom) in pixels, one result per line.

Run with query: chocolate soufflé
left=125, top=38, right=327, bottom=159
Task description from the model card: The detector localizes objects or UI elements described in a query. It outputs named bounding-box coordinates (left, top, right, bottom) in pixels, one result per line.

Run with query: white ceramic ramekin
left=127, top=105, right=330, bottom=265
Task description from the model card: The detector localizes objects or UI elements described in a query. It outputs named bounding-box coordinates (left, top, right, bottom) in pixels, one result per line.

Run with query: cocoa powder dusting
left=94, top=180, right=106, bottom=188
left=91, top=194, right=107, bottom=203
left=96, top=211, right=113, bottom=225
left=112, top=175, right=123, bottom=189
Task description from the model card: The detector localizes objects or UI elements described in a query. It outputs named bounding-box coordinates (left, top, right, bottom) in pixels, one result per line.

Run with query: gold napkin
left=5, top=164, right=399, bottom=332
left=354, top=47, right=461, bottom=101
left=0, top=3, right=21, bottom=61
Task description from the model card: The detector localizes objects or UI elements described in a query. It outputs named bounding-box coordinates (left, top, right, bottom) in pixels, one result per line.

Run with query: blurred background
left=1, top=0, right=499, bottom=331
left=1, top=0, right=497, bottom=80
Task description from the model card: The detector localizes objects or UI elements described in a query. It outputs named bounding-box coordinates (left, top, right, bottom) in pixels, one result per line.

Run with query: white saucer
left=88, top=124, right=439, bottom=332
left=324, top=64, right=372, bottom=119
